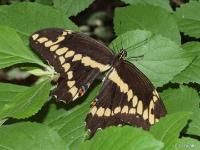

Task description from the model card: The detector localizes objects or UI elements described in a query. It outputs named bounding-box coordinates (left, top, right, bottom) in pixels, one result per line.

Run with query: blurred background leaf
left=121, top=0, right=172, bottom=12
left=160, top=86, right=199, bottom=114
left=150, top=112, right=192, bottom=150
left=175, top=137, right=200, bottom=150
left=174, top=1, right=200, bottom=38
left=53, top=0, right=95, bottom=17
left=0, top=26, right=45, bottom=68
left=81, top=126, right=164, bottom=150
left=0, top=2, right=78, bottom=44
left=0, top=82, right=28, bottom=110
left=0, top=122, right=66, bottom=150
left=172, top=42, right=200, bottom=84
left=114, top=4, right=181, bottom=45
left=187, top=109, right=200, bottom=137
left=0, top=79, right=51, bottom=120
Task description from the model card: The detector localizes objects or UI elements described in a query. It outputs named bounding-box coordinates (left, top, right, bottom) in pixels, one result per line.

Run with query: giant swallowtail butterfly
left=30, top=28, right=166, bottom=136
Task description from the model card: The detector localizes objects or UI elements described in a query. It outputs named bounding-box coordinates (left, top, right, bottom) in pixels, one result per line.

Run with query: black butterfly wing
left=29, top=28, right=114, bottom=103
left=86, top=60, right=167, bottom=135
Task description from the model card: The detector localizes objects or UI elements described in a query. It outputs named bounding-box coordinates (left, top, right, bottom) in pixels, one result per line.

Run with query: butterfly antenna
left=126, top=38, right=148, bottom=52
left=126, top=38, right=149, bottom=60
left=127, top=54, right=144, bottom=61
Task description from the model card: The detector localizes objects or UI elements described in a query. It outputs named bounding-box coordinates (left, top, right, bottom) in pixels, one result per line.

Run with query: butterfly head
left=118, top=49, right=127, bottom=59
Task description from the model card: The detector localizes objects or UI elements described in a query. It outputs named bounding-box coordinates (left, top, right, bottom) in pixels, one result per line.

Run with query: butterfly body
left=30, top=28, right=166, bottom=136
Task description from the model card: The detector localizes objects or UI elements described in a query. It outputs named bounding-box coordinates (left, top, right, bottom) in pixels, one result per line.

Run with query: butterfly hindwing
left=29, top=28, right=114, bottom=103
left=86, top=60, right=166, bottom=135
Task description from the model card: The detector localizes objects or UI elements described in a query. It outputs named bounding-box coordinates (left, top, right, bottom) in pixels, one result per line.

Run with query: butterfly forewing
left=86, top=60, right=166, bottom=135
left=29, top=28, right=114, bottom=103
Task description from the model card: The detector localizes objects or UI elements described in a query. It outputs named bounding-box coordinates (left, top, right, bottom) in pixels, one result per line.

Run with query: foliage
left=81, top=126, right=164, bottom=150
left=0, top=1, right=200, bottom=150
left=53, top=0, right=95, bottom=17
left=0, top=122, right=66, bottom=150
left=174, top=1, right=200, bottom=38
left=121, top=0, right=172, bottom=12
left=172, top=42, right=200, bottom=84
left=150, top=112, right=191, bottom=150
left=0, top=79, right=51, bottom=119
left=114, top=4, right=181, bottom=44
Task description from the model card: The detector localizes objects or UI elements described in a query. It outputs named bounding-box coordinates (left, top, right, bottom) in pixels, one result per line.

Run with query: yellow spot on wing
left=32, top=34, right=39, bottom=40
left=90, top=106, right=97, bottom=116
left=96, top=107, right=105, bottom=117
left=104, top=108, right=111, bottom=116
left=72, top=92, right=79, bottom=101
left=132, top=96, right=138, bottom=107
left=59, top=56, right=65, bottom=64
left=127, top=90, right=133, bottom=101
left=114, top=107, right=121, bottom=114
left=153, top=90, right=159, bottom=98
left=45, top=36, right=65, bottom=47
left=69, top=86, right=78, bottom=97
left=121, top=106, right=129, bottom=114
left=153, top=96, right=158, bottom=102
left=67, top=81, right=75, bottom=88
left=50, top=44, right=59, bottom=51
left=65, top=29, right=72, bottom=34
left=137, top=100, right=143, bottom=115
left=72, top=54, right=82, bottom=61
left=38, top=37, right=48, bottom=43
left=62, top=63, right=70, bottom=72
left=67, top=71, right=73, bottom=80
left=56, top=47, right=68, bottom=55
left=65, top=50, right=75, bottom=58
left=62, top=31, right=68, bottom=36
left=149, top=100, right=155, bottom=125
left=155, top=91, right=159, bottom=97
left=143, top=108, right=148, bottom=120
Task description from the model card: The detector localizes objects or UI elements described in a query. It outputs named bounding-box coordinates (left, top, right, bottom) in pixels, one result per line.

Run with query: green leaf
left=187, top=109, right=200, bottom=137
left=172, top=42, right=200, bottom=84
left=44, top=84, right=100, bottom=150
left=160, top=86, right=199, bottom=114
left=0, top=79, right=52, bottom=119
left=114, top=4, right=181, bottom=45
left=110, top=30, right=193, bottom=87
left=150, top=112, right=191, bottom=150
left=121, top=0, right=172, bottom=12
left=175, top=137, right=200, bottom=150
left=174, top=1, right=200, bottom=38
left=0, top=82, right=28, bottom=110
left=0, top=122, right=66, bottom=150
left=53, top=0, right=95, bottom=17
left=81, top=126, right=164, bottom=150
left=0, top=2, right=78, bottom=44
left=0, top=26, right=45, bottom=68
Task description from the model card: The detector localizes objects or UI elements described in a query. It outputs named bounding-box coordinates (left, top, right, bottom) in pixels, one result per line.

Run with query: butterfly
left=30, top=28, right=167, bottom=136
